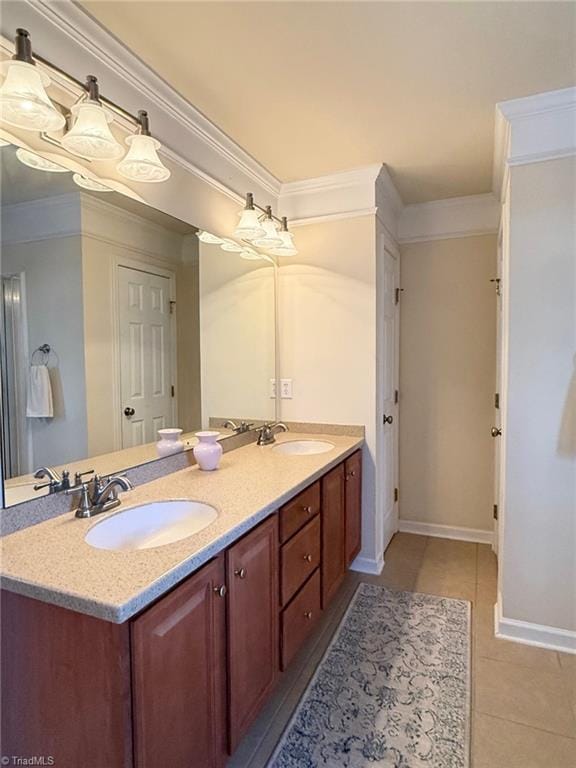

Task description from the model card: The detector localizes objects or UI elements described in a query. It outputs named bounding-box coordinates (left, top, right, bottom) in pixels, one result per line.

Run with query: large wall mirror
left=0, top=142, right=277, bottom=507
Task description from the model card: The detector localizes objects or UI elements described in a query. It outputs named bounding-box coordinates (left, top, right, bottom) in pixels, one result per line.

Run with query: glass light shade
left=197, top=230, right=224, bottom=245
left=16, top=148, right=69, bottom=173
left=234, top=208, right=265, bottom=240
left=0, top=60, right=65, bottom=132
left=268, top=230, right=298, bottom=257
left=252, top=217, right=283, bottom=248
left=62, top=102, right=124, bottom=159
left=220, top=238, right=243, bottom=252
left=73, top=174, right=113, bottom=192
left=117, top=133, right=170, bottom=183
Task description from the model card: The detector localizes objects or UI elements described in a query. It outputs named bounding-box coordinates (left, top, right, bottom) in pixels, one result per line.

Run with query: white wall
left=199, top=244, right=276, bottom=424
left=277, top=216, right=380, bottom=568
left=1, top=234, right=88, bottom=466
left=399, top=234, right=497, bottom=534
left=500, top=156, right=576, bottom=633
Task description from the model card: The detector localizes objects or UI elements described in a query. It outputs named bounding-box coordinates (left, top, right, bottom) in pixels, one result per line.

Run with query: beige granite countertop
left=0, top=433, right=363, bottom=623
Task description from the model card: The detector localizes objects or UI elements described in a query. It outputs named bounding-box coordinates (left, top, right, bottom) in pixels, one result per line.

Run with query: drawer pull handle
left=304, top=611, right=313, bottom=620
left=214, top=585, right=227, bottom=598
left=303, top=505, right=313, bottom=514
left=303, top=554, right=313, bottom=563
left=234, top=568, right=247, bottom=579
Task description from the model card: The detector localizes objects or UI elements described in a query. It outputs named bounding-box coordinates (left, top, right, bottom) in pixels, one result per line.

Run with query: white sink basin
left=84, top=500, right=218, bottom=551
left=273, top=440, right=335, bottom=456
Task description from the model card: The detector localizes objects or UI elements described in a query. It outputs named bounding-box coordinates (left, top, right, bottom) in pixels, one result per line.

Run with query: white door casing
left=118, top=265, right=175, bottom=448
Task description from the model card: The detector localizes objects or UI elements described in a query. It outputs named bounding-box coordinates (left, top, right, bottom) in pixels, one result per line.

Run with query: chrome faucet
left=67, top=474, right=134, bottom=519
left=256, top=422, right=289, bottom=446
left=224, top=420, right=255, bottom=434
left=33, top=467, right=71, bottom=494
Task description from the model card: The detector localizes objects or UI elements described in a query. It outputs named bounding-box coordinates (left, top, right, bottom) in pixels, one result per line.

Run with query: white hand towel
left=26, top=364, right=54, bottom=418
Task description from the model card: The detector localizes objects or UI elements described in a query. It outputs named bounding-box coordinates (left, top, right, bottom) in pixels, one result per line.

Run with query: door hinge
left=493, top=504, right=498, bottom=520
left=395, top=287, right=404, bottom=305
left=394, top=487, right=399, bottom=503
left=394, top=389, right=399, bottom=404
left=494, top=393, right=500, bottom=409
left=169, top=300, right=176, bottom=315
left=171, top=385, right=175, bottom=397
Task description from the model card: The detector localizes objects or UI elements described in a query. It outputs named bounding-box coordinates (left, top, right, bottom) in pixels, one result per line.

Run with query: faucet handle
left=66, top=482, right=93, bottom=518
left=74, top=468, right=94, bottom=487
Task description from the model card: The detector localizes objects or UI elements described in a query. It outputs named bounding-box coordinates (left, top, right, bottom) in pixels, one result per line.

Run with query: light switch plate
left=280, top=379, right=293, bottom=399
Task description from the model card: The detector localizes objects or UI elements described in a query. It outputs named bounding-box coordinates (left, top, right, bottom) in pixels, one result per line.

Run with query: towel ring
left=31, top=344, right=53, bottom=365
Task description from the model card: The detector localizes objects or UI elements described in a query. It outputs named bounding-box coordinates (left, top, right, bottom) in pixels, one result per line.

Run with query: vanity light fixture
left=0, top=28, right=171, bottom=184
left=220, top=238, right=244, bottom=253
left=62, top=76, right=124, bottom=160
left=240, top=247, right=261, bottom=261
left=0, top=29, right=65, bottom=133
left=252, top=206, right=283, bottom=249
left=16, top=147, right=69, bottom=173
left=117, top=110, right=170, bottom=183
left=72, top=173, right=113, bottom=192
left=268, top=217, right=298, bottom=257
left=234, top=193, right=266, bottom=240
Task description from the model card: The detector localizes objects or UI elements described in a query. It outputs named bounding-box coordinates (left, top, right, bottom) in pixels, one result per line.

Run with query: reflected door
left=118, top=266, right=174, bottom=448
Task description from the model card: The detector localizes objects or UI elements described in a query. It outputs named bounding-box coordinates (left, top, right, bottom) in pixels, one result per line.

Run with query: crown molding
left=1, top=192, right=81, bottom=244
left=1, top=0, right=281, bottom=203
left=493, top=87, right=576, bottom=200
left=398, top=193, right=500, bottom=244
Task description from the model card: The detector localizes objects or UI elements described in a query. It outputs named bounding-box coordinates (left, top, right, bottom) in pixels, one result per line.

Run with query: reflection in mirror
left=0, top=143, right=277, bottom=507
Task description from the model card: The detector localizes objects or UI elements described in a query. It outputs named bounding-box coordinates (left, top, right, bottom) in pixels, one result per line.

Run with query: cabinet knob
left=304, top=611, right=313, bottom=620
left=491, top=427, right=502, bottom=437
left=234, top=568, right=247, bottom=579
left=303, top=505, right=312, bottom=514
left=214, top=584, right=227, bottom=598
left=303, top=553, right=313, bottom=563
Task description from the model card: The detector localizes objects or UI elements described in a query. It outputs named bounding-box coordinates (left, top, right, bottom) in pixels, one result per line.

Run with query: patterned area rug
left=269, top=584, right=470, bottom=768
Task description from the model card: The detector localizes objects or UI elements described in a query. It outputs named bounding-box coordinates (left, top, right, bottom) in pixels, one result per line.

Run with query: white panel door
left=380, top=245, right=400, bottom=551
left=118, top=266, right=173, bottom=448
left=493, top=226, right=504, bottom=555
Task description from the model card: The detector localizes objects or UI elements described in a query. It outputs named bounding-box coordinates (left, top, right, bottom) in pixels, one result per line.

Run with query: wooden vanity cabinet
left=345, top=450, right=363, bottom=565
left=321, top=462, right=347, bottom=608
left=226, top=514, right=279, bottom=753
left=131, top=554, right=227, bottom=768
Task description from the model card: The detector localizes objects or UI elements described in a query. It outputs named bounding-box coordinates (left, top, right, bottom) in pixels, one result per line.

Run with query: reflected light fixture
left=62, top=75, right=124, bottom=160
left=73, top=173, right=113, bottom=192
left=234, top=192, right=265, bottom=240
left=0, top=29, right=65, bottom=133
left=268, top=217, right=298, bottom=257
left=240, top=247, right=262, bottom=261
left=117, top=110, right=170, bottom=183
left=252, top=206, right=283, bottom=248
left=16, top=147, right=69, bottom=173
left=197, top=231, right=224, bottom=245
left=220, top=238, right=244, bottom=253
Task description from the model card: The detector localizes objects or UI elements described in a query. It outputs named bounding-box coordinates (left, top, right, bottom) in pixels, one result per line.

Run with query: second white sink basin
left=273, top=440, right=335, bottom=456
left=84, top=500, right=218, bottom=551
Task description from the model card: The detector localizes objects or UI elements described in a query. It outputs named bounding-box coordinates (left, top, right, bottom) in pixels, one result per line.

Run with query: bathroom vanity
left=1, top=436, right=363, bottom=767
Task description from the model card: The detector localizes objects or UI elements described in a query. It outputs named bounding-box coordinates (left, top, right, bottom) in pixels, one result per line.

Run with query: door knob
left=491, top=427, right=502, bottom=437
left=124, top=407, right=135, bottom=417
left=383, top=414, right=393, bottom=425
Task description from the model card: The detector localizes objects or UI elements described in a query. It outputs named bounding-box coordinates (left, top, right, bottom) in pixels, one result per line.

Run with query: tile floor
left=228, top=533, right=576, bottom=768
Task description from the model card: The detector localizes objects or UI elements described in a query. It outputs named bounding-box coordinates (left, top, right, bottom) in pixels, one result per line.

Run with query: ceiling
left=79, top=1, right=575, bottom=204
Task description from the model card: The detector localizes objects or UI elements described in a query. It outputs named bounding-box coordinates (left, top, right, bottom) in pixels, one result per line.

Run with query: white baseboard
left=398, top=520, right=494, bottom=545
left=350, top=554, right=384, bottom=576
left=495, top=600, right=576, bottom=654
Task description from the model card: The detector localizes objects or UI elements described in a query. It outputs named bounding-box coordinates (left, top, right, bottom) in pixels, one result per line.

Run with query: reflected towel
left=26, top=364, right=53, bottom=418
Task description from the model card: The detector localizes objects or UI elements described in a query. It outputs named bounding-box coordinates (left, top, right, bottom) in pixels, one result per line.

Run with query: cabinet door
left=345, top=450, right=363, bottom=565
left=321, top=462, right=346, bottom=607
left=227, top=515, right=279, bottom=753
left=131, top=555, right=227, bottom=768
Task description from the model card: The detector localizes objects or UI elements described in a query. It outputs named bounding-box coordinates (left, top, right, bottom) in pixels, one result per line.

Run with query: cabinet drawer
left=279, top=481, right=321, bottom=543
left=280, top=516, right=321, bottom=606
left=280, top=570, right=321, bottom=670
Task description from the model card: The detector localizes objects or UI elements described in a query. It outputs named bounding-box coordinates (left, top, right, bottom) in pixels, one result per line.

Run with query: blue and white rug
left=269, top=584, right=470, bottom=768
